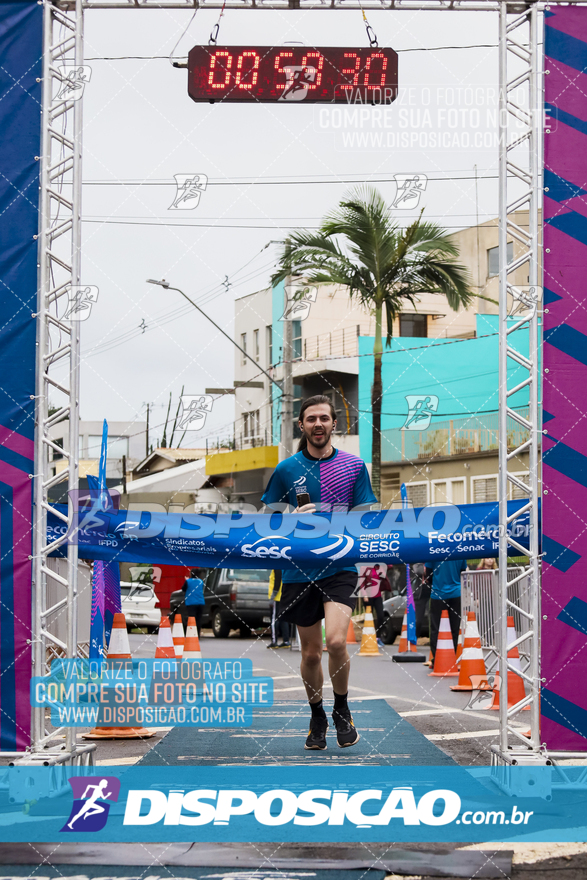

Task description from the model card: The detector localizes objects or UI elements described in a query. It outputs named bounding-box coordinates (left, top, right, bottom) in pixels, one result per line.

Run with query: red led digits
left=235, top=51, right=260, bottom=89
left=364, top=52, right=388, bottom=89
left=274, top=51, right=294, bottom=87
left=208, top=51, right=232, bottom=89
left=301, top=52, right=324, bottom=89
left=340, top=53, right=361, bottom=90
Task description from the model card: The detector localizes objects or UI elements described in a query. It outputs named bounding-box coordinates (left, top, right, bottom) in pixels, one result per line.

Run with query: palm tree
left=271, top=187, right=474, bottom=501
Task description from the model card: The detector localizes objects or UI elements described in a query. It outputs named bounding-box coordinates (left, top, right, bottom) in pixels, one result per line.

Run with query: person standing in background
left=267, top=570, right=290, bottom=648
left=427, top=558, right=467, bottom=662
left=181, top=568, right=206, bottom=635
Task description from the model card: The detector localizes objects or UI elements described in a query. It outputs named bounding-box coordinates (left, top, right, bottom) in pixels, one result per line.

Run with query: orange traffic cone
left=451, top=612, right=488, bottom=691
left=490, top=616, right=529, bottom=711
left=429, top=610, right=459, bottom=677
left=358, top=606, right=380, bottom=656
left=155, top=616, right=176, bottom=659
left=172, top=614, right=185, bottom=658
left=184, top=617, right=202, bottom=659
left=83, top=613, right=153, bottom=740
left=455, top=616, right=465, bottom=665
left=346, top=616, right=357, bottom=644
left=392, top=611, right=426, bottom=663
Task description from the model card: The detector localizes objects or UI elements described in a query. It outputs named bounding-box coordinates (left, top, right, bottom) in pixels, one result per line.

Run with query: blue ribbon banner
left=0, top=765, right=584, bottom=842
left=48, top=500, right=532, bottom=568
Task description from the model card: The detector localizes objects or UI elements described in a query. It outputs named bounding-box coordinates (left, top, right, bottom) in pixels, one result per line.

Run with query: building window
left=292, top=320, right=302, bottom=360
left=405, top=482, right=428, bottom=508
left=52, top=438, right=64, bottom=461
left=511, top=473, right=529, bottom=499
left=253, top=329, right=259, bottom=362
left=240, top=333, right=247, bottom=366
left=243, top=410, right=260, bottom=441
left=399, top=314, right=427, bottom=338
left=473, top=477, right=498, bottom=503
left=432, top=479, right=466, bottom=504
left=88, top=435, right=129, bottom=459
left=487, top=242, right=514, bottom=277
left=266, top=326, right=273, bottom=367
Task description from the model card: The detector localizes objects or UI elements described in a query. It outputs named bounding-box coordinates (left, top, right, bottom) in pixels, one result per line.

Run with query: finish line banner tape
left=1, top=766, right=585, bottom=843
left=30, top=659, right=273, bottom=727
left=47, top=500, right=533, bottom=568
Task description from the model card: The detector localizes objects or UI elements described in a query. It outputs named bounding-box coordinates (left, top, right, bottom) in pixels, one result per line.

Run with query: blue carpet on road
left=0, top=869, right=386, bottom=880
left=139, top=699, right=455, bottom=766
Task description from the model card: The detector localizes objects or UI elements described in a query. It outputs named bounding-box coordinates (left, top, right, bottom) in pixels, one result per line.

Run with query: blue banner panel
left=0, top=766, right=585, bottom=843
left=0, top=1, right=42, bottom=750
left=48, top=500, right=532, bottom=567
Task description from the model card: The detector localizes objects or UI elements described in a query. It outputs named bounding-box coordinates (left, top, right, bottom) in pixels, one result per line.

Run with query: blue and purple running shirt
left=261, top=447, right=376, bottom=584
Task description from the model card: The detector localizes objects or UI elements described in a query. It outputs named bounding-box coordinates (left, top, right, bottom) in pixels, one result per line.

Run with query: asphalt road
left=70, top=627, right=532, bottom=767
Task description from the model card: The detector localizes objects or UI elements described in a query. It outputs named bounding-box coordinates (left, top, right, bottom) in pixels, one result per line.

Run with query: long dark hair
left=297, top=395, right=337, bottom=451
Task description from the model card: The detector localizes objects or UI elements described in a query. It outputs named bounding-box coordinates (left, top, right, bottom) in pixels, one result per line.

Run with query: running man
left=262, top=395, right=376, bottom=750
left=67, top=779, right=112, bottom=829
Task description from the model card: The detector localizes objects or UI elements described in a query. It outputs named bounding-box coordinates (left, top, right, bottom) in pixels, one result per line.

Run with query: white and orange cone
left=83, top=612, right=153, bottom=740
left=183, top=616, right=202, bottom=659
left=172, top=613, right=185, bottom=658
left=429, top=610, right=459, bottom=677
left=392, top=611, right=425, bottom=663
left=490, top=616, right=529, bottom=711
left=455, top=616, right=465, bottom=666
left=155, top=616, right=176, bottom=659
left=358, top=606, right=380, bottom=656
left=450, top=612, right=489, bottom=691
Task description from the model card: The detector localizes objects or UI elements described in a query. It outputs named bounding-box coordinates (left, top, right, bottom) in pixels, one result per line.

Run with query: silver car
left=120, top=581, right=162, bottom=632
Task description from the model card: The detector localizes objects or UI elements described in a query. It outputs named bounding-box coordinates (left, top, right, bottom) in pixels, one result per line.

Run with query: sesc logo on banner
left=61, top=776, right=120, bottom=832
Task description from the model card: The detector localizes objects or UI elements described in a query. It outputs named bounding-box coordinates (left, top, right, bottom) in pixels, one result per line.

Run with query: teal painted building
left=358, top=315, right=540, bottom=464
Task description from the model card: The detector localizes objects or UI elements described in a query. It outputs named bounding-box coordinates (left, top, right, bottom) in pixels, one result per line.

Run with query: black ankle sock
left=310, top=699, right=326, bottom=718
left=333, top=691, right=348, bottom=712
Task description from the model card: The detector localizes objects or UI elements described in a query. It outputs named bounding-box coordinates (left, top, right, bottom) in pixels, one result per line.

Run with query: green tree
left=272, top=187, right=474, bottom=500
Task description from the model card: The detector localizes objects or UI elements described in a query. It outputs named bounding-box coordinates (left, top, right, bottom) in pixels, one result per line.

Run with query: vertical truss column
left=495, top=0, right=543, bottom=765
left=30, top=0, right=93, bottom=765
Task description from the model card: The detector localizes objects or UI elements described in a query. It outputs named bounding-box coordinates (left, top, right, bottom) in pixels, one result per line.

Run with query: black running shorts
left=278, top=571, right=358, bottom=628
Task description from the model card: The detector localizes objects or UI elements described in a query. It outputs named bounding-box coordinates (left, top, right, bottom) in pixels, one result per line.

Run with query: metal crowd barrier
left=461, top=567, right=531, bottom=673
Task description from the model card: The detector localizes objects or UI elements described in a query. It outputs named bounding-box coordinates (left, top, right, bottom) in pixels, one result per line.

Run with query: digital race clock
left=187, top=45, right=399, bottom=104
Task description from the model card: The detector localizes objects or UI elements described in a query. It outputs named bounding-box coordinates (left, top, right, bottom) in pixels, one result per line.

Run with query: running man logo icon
left=392, top=173, right=428, bottom=210
left=278, top=66, right=317, bottom=101
left=354, top=563, right=388, bottom=598
left=61, top=776, right=120, bottom=833
left=402, top=394, right=439, bottom=431
left=169, top=174, right=208, bottom=210
left=177, top=394, right=214, bottom=431
left=57, top=65, right=92, bottom=101
left=280, top=283, right=318, bottom=321
left=63, top=285, right=99, bottom=322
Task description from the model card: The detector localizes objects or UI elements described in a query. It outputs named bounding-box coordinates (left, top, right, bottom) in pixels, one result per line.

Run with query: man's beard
left=306, top=427, right=332, bottom=448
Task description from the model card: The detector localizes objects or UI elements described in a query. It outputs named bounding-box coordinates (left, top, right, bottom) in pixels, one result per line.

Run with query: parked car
left=120, top=581, right=161, bottom=632
left=380, top=564, right=430, bottom=644
left=169, top=568, right=272, bottom=637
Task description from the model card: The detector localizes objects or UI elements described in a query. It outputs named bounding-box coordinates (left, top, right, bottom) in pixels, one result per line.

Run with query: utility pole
left=145, top=404, right=149, bottom=458
left=280, top=280, right=294, bottom=461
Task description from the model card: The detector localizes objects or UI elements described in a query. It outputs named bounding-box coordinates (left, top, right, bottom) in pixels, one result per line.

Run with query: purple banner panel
left=542, top=6, right=587, bottom=750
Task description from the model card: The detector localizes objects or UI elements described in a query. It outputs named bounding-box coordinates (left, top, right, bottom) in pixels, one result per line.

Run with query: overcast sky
left=76, top=7, right=511, bottom=446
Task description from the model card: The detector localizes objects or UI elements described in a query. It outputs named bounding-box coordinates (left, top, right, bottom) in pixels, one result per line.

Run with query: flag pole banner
left=542, top=5, right=587, bottom=750
left=0, top=0, right=43, bottom=750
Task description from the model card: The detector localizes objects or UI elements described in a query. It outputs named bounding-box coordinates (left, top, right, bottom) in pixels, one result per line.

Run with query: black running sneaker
left=332, top=706, right=360, bottom=748
left=304, top=715, right=328, bottom=750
